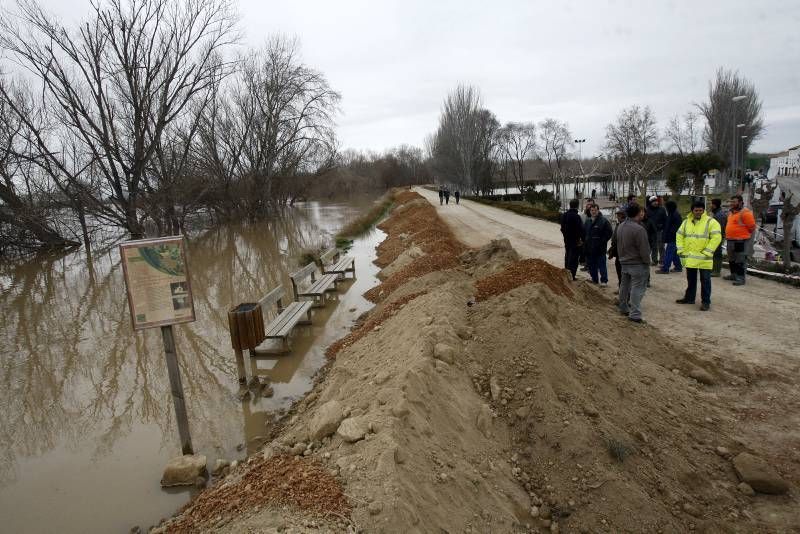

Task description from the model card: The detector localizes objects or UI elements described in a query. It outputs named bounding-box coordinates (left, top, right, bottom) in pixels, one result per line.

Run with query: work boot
left=733, top=279, right=745, bottom=286
left=723, top=274, right=736, bottom=281
left=675, top=298, right=694, bottom=304
left=700, top=303, right=710, bottom=311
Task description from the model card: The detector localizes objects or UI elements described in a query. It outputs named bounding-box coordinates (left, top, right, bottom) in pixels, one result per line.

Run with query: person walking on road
left=584, top=204, right=613, bottom=285
left=616, top=204, right=651, bottom=323
left=560, top=198, right=584, bottom=281
left=724, top=194, right=755, bottom=285
left=657, top=200, right=683, bottom=274
left=646, top=196, right=667, bottom=266
left=444, top=188, right=450, bottom=205
left=607, top=206, right=626, bottom=291
left=454, top=190, right=460, bottom=204
left=438, top=187, right=444, bottom=206
left=675, top=200, right=722, bottom=311
left=710, top=198, right=728, bottom=277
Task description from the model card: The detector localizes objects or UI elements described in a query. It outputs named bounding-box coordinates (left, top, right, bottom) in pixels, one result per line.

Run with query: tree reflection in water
left=0, top=199, right=374, bottom=494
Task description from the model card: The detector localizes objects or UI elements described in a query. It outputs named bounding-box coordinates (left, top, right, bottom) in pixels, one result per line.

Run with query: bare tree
left=697, top=68, right=765, bottom=186
left=430, top=84, right=497, bottom=192
left=665, top=112, right=700, bottom=156
left=1, top=0, right=239, bottom=238
left=0, top=77, right=79, bottom=249
left=496, top=121, right=536, bottom=193
left=538, top=118, right=572, bottom=204
left=604, top=105, right=668, bottom=195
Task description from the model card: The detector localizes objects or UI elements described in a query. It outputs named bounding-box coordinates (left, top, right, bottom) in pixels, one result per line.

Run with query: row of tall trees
left=0, top=0, right=340, bottom=253
left=427, top=68, right=765, bottom=201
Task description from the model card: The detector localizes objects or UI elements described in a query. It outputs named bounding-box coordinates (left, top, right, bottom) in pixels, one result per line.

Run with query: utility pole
left=731, top=95, right=746, bottom=191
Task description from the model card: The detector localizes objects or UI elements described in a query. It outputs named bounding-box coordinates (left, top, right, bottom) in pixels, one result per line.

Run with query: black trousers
left=565, top=245, right=581, bottom=280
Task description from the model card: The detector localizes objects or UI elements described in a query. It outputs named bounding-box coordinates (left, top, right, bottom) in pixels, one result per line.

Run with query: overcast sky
left=18, top=0, right=800, bottom=156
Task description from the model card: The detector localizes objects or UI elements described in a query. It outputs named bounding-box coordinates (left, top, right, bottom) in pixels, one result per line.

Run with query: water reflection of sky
left=0, top=198, right=383, bottom=533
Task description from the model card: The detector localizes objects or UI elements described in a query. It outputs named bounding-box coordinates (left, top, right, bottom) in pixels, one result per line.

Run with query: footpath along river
left=0, top=198, right=384, bottom=534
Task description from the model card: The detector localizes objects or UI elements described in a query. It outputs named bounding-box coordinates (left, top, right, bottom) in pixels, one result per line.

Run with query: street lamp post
left=574, top=138, right=586, bottom=201
left=731, top=95, right=747, bottom=191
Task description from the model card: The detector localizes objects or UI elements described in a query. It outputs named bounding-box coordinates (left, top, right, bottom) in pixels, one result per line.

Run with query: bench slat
left=258, top=286, right=285, bottom=310
left=319, top=247, right=338, bottom=264
left=298, top=274, right=338, bottom=296
left=290, top=262, right=316, bottom=284
left=325, top=256, right=354, bottom=273
left=265, top=301, right=312, bottom=338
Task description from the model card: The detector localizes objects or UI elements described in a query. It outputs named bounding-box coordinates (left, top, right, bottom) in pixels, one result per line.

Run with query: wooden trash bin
left=228, top=303, right=266, bottom=351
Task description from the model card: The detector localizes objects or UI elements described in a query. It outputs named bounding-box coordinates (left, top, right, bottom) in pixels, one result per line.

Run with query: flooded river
left=0, top=198, right=384, bottom=533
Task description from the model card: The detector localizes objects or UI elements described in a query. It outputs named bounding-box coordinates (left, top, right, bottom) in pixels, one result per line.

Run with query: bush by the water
left=524, top=189, right=560, bottom=211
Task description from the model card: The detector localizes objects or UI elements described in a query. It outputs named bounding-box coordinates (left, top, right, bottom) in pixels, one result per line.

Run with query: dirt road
left=415, top=187, right=800, bottom=373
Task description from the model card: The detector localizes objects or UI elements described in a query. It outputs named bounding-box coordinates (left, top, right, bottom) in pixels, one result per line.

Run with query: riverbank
left=160, top=190, right=799, bottom=533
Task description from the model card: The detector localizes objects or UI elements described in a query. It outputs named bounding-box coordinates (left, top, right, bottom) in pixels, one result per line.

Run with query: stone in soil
left=688, top=368, right=716, bottom=385
left=337, top=417, right=368, bottom=443
left=308, top=400, right=345, bottom=440
left=732, top=452, right=790, bottom=494
left=161, top=454, right=207, bottom=487
left=434, top=342, right=455, bottom=363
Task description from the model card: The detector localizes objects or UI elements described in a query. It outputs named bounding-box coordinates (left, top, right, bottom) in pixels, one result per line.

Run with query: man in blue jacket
left=656, top=200, right=683, bottom=274
left=583, top=204, right=613, bottom=285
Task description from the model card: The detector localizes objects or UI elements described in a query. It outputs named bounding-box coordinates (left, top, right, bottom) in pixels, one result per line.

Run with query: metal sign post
left=120, top=235, right=196, bottom=455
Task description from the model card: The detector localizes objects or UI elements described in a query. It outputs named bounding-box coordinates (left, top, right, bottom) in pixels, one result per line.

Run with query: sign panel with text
left=120, top=236, right=196, bottom=330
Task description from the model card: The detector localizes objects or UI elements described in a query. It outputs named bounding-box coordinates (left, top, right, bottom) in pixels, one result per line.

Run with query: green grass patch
left=465, top=196, right=561, bottom=223
left=336, top=191, right=394, bottom=240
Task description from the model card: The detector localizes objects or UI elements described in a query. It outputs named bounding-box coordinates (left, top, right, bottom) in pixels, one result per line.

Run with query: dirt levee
left=162, top=190, right=799, bottom=533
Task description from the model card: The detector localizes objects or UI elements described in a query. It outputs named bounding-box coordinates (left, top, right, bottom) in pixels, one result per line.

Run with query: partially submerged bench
left=290, top=262, right=339, bottom=307
left=319, top=247, right=355, bottom=279
left=254, top=285, right=313, bottom=354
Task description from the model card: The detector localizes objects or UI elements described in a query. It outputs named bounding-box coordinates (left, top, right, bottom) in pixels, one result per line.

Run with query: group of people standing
left=560, top=194, right=756, bottom=324
left=438, top=186, right=460, bottom=205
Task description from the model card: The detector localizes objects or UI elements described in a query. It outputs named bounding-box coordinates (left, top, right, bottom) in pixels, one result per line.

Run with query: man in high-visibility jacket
left=675, top=200, right=722, bottom=311
left=724, top=194, right=756, bottom=285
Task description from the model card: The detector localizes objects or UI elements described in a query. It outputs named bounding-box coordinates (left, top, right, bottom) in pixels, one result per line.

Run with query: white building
left=768, top=144, right=800, bottom=179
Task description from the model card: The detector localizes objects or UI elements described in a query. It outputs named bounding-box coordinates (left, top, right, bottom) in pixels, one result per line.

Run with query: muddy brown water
left=0, top=199, right=384, bottom=534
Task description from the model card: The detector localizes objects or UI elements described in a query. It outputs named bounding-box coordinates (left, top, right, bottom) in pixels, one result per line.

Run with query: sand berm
left=161, top=190, right=799, bottom=533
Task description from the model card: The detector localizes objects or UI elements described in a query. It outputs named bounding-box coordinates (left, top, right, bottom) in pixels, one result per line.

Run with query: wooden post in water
left=161, top=325, right=194, bottom=455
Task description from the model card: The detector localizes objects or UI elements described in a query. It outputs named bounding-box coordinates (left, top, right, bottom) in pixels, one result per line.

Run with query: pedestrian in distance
left=583, top=203, right=613, bottom=285
left=591, top=188, right=597, bottom=199
left=710, top=198, right=728, bottom=277
left=607, top=206, right=626, bottom=291
left=616, top=203, right=651, bottom=323
left=560, top=198, right=584, bottom=281
left=724, top=194, right=755, bottom=285
left=657, top=200, right=683, bottom=274
left=675, top=200, right=722, bottom=311
left=438, top=186, right=444, bottom=206
left=444, top=188, right=450, bottom=205
left=454, top=190, right=460, bottom=204
left=645, top=195, right=667, bottom=266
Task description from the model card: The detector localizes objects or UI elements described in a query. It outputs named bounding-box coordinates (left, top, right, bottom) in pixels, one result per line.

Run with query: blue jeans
left=684, top=268, right=712, bottom=305
left=661, top=243, right=682, bottom=272
left=586, top=253, right=609, bottom=283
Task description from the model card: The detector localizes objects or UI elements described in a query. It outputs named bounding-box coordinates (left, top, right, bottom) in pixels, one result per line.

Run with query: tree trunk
left=782, top=194, right=796, bottom=270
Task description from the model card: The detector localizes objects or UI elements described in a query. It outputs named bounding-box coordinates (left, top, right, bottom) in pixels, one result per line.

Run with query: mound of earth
left=161, top=190, right=798, bottom=533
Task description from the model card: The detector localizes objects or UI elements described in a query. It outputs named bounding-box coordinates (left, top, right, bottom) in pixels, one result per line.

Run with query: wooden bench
left=319, top=247, right=355, bottom=279
left=253, top=285, right=313, bottom=354
left=290, top=262, right=339, bottom=307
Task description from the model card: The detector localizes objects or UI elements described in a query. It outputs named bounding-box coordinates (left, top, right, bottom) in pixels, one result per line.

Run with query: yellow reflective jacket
left=676, top=212, right=722, bottom=269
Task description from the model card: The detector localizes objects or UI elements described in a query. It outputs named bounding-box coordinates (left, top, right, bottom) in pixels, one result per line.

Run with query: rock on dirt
left=688, top=368, right=716, bottom=385
left=434, top=343, right=455, bottom=363
left=732, top=452, right=790, bottom=494
left=308, top=400, right=344, bottom=441
left=337, top=417, right=368, bottom=443
left=160, top=454, right=207, bottom=487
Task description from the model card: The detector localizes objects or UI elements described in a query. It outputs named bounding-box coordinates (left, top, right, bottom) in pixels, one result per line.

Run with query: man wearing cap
left=724, top=194, right=755, bottom=285
left=675, top=200, right=722, bottom=311
left=645, top=196, right=667, bottom=266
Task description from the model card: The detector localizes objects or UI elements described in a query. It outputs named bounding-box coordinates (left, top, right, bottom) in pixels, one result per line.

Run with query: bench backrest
left=319, top=247, right=339, bottom=266
left=258, top=285, right=285, bottom=312
left=290, top=262, right=316, bottom=284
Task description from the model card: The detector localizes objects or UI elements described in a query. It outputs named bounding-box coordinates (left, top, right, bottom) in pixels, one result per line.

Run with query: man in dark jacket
left=583, top=204, right=613, bottom=285
left=710, top=198, right=727, bottom=277
left=608, top=206, right=627, bottom=290
left=657, top=200, right=683, bottom=274
left=645, top=196, right=667, bottom=266
left=560, top=198, right=583, bottom=281
left=616, top=203, right=651, bottom=323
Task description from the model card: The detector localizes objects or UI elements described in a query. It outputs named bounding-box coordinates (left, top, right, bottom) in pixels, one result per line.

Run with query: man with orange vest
left=724, top=194, right=756, bottom=286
